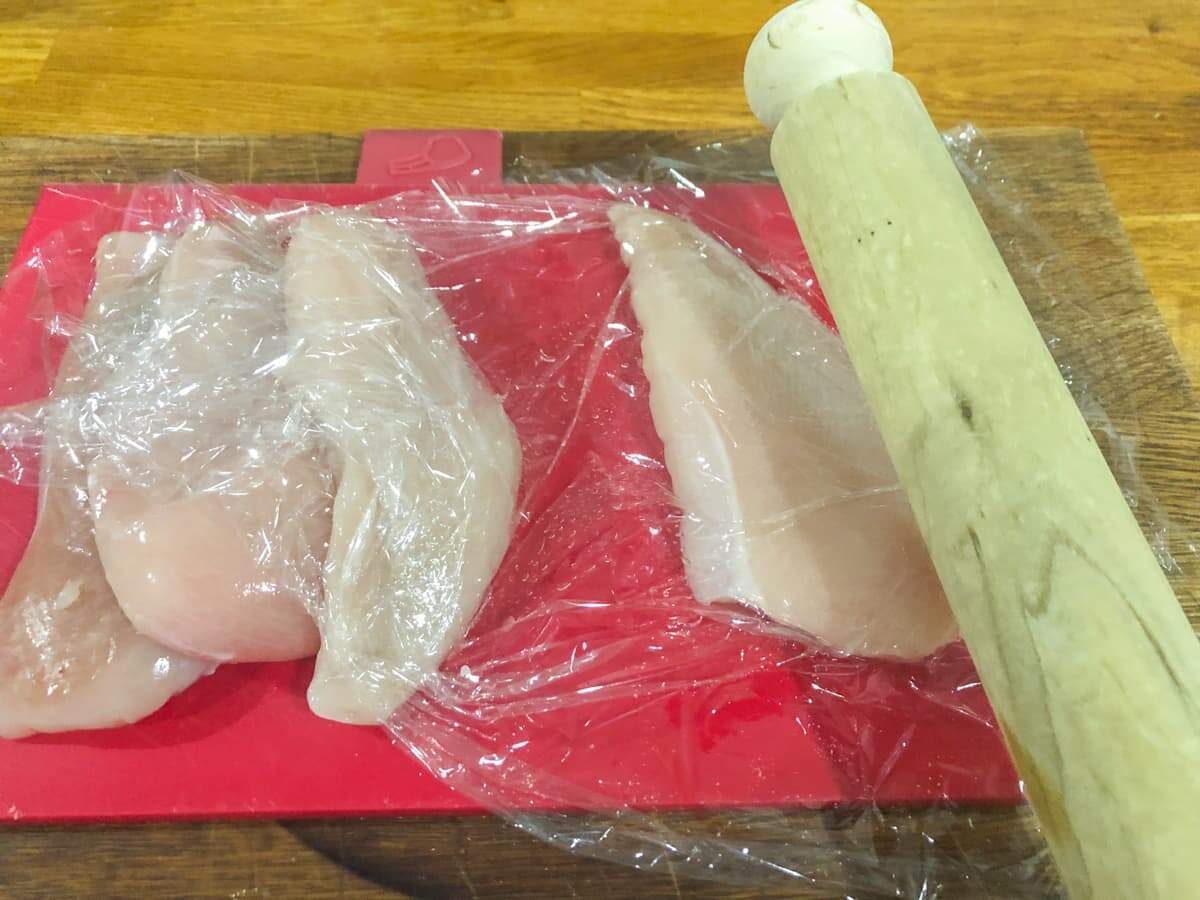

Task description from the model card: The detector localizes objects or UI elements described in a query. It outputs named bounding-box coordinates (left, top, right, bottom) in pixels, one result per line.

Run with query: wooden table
left=0, top=128, right=1196, bottom=899
left=1, top=0, right=1197, bottom=384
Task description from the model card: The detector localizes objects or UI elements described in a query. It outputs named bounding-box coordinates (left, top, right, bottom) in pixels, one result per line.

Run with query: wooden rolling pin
left=743, top=2, right=1200, bottom=897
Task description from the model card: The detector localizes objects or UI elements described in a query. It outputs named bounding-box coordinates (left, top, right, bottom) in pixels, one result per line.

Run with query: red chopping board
left=0, top=131, right=1020, bottom=823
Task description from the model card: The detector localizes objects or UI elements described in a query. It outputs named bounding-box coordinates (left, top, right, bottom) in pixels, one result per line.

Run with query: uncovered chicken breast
left=283, top=211, right=521, bottom=724
left=610, top=204, right=955, bottom=659
left=0, top=232, right=209, bottom=739
left=88, top=222, right=328, bottom=663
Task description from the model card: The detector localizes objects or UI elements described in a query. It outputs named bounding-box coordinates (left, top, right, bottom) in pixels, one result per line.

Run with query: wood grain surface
left=0, top=0, right=1197, bottom=386
left=0, top=128, right=1195, bottom=899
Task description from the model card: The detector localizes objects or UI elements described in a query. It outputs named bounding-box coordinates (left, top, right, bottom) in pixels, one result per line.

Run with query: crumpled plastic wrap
left=383, top=129, right=1194, bottom=896
left=0, top=127, right=1190, bottom=895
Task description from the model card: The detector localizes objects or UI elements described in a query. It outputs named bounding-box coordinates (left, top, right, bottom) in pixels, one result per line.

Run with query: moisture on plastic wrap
left=0, top=128, right=1187, bottom=895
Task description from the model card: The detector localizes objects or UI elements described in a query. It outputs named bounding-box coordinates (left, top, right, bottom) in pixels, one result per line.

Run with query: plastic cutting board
left=0, top=131, right=1020, bottom=822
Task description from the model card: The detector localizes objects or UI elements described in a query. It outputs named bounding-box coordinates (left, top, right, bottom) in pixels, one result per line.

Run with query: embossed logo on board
left=387, top=135, right=474, bottom=176
left=356, top=130, right=503, bottom=186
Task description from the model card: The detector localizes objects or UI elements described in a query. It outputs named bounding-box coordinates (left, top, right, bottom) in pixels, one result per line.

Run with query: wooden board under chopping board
left=0, top=130, right=1195, bottom=899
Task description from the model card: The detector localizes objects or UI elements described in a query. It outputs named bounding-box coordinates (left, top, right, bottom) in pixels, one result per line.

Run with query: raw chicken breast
left=283, top=211, right=521, bottom=724
left=610, top=205, right=955, bottom=659
left=0, top=232, right=209, bottom=739
left=89, top=222, right=328, bottom=663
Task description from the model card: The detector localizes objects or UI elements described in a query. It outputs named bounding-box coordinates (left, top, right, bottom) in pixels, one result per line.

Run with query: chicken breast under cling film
left=283, top=211, right=521, bottom=725
left=0, top=232, right=209, bottom=739
left=610, top=204, right=955, bottom=659
left=88, top=221, right=329, bottom=664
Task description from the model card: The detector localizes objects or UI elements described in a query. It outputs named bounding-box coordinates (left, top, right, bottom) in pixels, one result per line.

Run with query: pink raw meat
left=0, top=232, right=210, bottom=739
left=89, top=222, right=329, bottom=663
